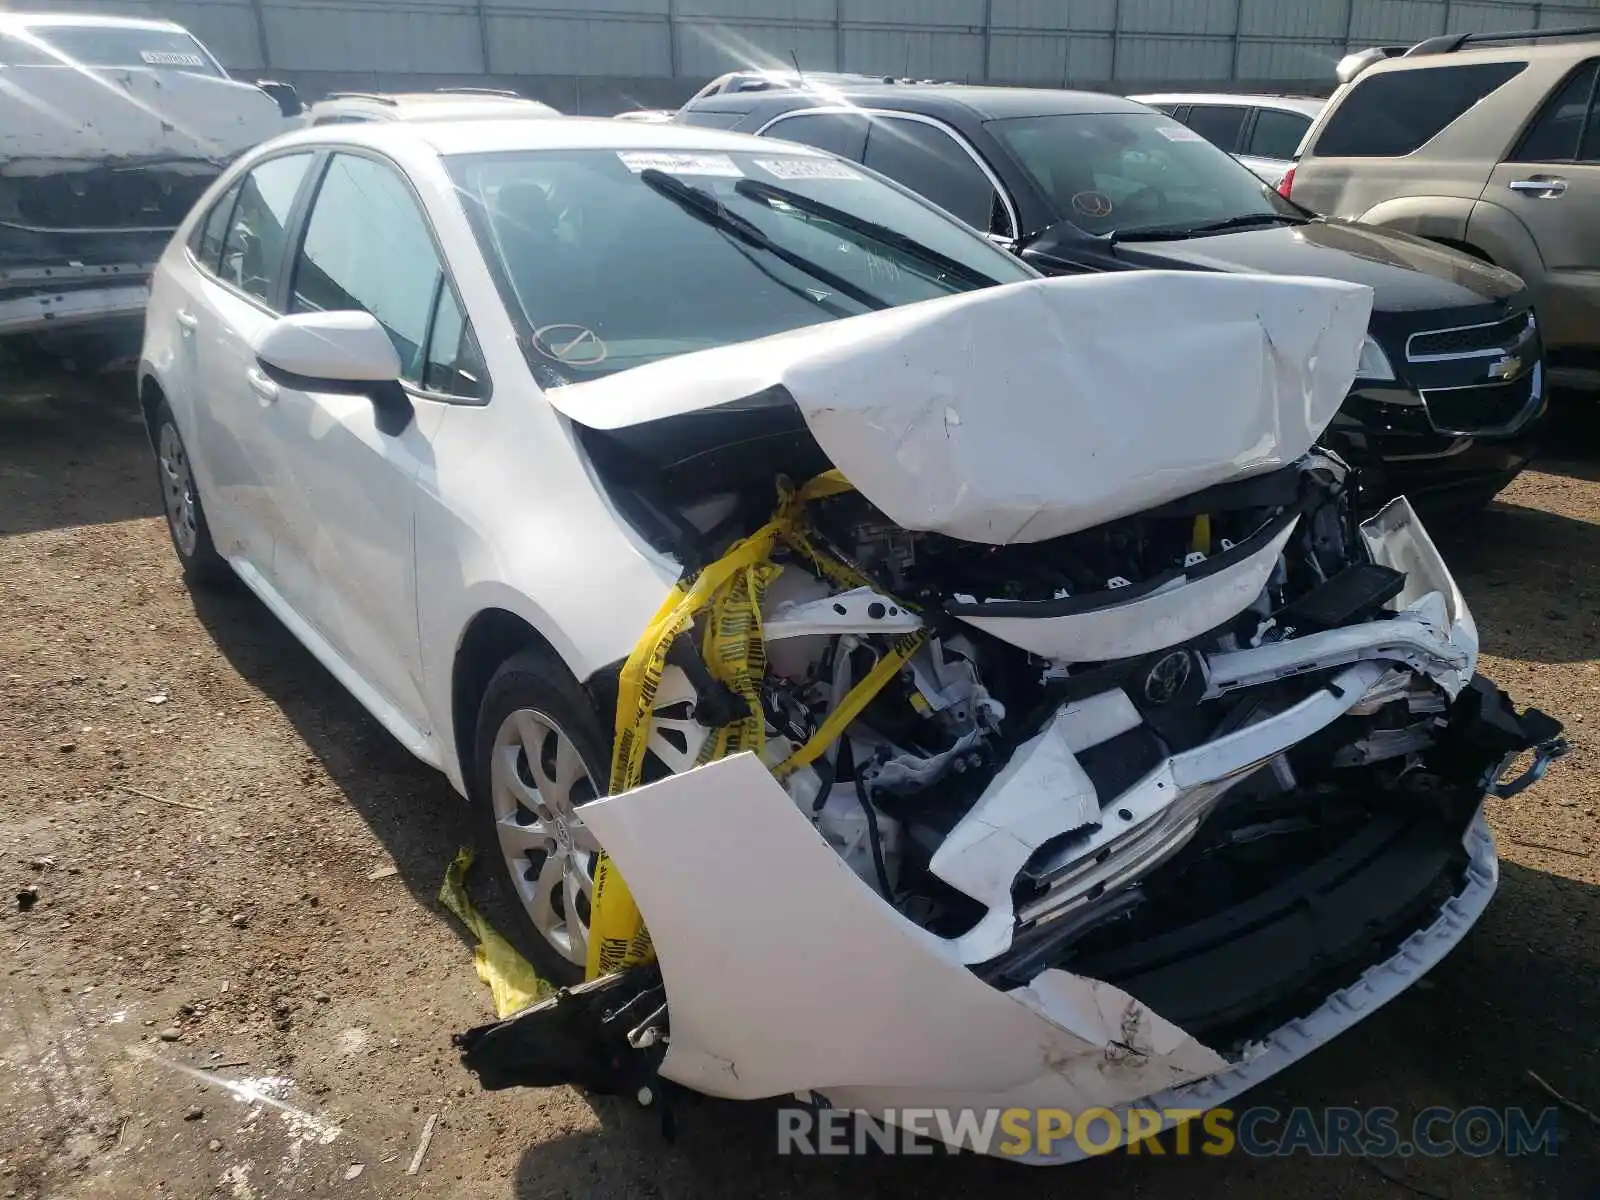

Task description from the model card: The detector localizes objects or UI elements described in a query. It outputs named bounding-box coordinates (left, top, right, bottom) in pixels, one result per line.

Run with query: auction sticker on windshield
left=140, top=50, right=207, bottom=66
left=1155, top=125, right=1205, bottom=142
left=617, top=151, right=743, bottom=177
left=755, top=158, right=862, bottom=181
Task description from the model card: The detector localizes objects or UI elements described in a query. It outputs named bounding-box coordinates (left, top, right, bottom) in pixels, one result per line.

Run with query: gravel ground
left=1, top=370, right=1597, bottom=1200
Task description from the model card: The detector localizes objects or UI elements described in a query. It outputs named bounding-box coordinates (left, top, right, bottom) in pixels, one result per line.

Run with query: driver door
left=257, top=151, right=487, bottom=741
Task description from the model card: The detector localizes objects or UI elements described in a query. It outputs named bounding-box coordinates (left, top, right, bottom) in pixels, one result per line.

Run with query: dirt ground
left=1, top=367, right=1597, bottom=1200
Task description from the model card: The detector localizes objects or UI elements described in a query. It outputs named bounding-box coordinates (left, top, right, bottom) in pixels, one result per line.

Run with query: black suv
left=680, top=85, right=1547, bottom=512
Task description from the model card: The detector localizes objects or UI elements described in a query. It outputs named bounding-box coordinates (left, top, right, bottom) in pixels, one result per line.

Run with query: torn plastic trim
left=943, top=508, right=1297, bottom=619
left=1003, top=660, right=1391, bottom=952
left=1201, top=605, right=1473, bottom=699
left=956, top=517, right=1298, bottom=663
left=819, top=810, right=1501, bottom=1164
left=0, top=279, right=148, bottom=333
left=576, top=751, right=1228, bottom=1108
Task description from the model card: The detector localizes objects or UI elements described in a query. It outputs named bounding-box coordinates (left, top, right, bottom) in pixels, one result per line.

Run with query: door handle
left=175, top=309, right=199, bottom=330
left=1509, top=177, right=1567, bottom=197
left=246, top=365, right=279, bottom=403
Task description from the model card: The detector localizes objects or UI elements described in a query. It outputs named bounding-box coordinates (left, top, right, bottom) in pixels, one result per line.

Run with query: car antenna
left=789, top=49, right=804, bottom=85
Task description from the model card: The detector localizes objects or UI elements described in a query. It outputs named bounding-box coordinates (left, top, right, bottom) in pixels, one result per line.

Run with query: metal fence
left=37, top=0, right=1600, bottom=110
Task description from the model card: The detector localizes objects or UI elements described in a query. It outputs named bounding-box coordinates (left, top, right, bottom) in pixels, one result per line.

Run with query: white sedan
left=139, top=117, right=1563, bottom=1161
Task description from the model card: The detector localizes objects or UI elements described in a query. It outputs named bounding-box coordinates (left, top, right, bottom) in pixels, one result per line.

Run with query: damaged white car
left=138, top=120, right=1565, bottom=1162
left=0, top=13, right=293, bottom=350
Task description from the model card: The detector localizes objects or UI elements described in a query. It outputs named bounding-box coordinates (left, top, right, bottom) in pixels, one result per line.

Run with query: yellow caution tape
left=585, top=469, right=919, bottom=981
left=769, top=631, right=926, bottom=779
left=438, top=847, right=553, bottom=1018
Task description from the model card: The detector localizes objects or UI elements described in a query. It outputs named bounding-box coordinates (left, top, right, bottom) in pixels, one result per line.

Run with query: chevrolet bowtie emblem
left=1487, top=353, right=1522, bottom=381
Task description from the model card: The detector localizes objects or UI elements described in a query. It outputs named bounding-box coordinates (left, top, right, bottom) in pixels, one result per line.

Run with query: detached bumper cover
left=0, top=261, right=149, bottom=334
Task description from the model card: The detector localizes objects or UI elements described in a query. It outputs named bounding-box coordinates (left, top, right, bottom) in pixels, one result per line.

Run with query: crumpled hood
left=0, top=66, right=284, bottom=167
left=548, top=270, right=1373, bottom=546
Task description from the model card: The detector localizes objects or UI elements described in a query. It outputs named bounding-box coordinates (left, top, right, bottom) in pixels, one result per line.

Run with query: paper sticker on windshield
left=1155, top=124, right=1204, bottom=142
left=754, top=157, right=862, bottom=181
left=617, top=151, right=743, bottom=177
left=140, top=50, right=206, bottom=66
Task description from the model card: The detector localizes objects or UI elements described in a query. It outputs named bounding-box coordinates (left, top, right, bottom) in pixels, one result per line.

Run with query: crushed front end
left=459, top=272, right=1565, bottom=1161
left=0, top=34, right=284, bottom=344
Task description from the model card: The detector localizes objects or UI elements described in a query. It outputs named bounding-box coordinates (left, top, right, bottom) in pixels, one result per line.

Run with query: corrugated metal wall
left=35, top=0, right=1600, bottom=111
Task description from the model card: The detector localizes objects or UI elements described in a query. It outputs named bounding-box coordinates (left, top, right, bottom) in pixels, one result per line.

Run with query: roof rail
left=1405, top=24, right=1600, bottom=57
left=323, top=91, right=397, bottom=105
left=1336, top=46, right=1407, bottom=83
left=433, top=86, right=523, bottom=98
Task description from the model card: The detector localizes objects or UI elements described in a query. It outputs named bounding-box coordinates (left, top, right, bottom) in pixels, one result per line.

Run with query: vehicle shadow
left=0, top=366, right=161, bottom=536
left=1529, top=394, right=1600, bottom=484
left=1440, top=498, right=1600, bottom=666
left=506, top=859, right=1600, bottom=1200
left=183, top=577, right=550, bottom=967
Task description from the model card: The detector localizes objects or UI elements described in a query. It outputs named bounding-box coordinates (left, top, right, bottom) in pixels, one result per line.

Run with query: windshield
left=448, top=148, right=1033, bottom=383
left=12, top=24, right=224, bottom=76
left=987, top=112, right=1301, bottom=239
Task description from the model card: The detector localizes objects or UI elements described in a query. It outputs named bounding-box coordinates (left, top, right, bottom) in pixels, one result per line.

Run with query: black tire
left=472, top=645, right=613, bottom=987
left=151, top=400, right=231, bottom=588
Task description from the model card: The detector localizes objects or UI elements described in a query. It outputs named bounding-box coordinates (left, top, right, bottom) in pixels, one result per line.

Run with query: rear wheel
left=152, top=400, right=230, bottom=587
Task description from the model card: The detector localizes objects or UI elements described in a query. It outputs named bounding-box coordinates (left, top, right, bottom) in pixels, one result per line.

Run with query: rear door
left=858, top=114, right=1016, bottom=241
left=1237, top=107, right=1313, bottom=183
left=1182, top=104, right=1250, bottom=154
left=177, top=151, right=316, bottom=572
left=1486, top=57, right=1600, bottom=351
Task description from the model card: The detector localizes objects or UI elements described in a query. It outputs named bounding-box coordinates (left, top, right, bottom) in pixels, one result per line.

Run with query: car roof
left=0, top=12, right=188, bottom=33
left=736, top=84, right=1151, bottom=121
left=312, top=92, right=563, bottom=121
left=1356, top=35, right=1600, bottom=77
left=1130, top=92, right=1326, bottom=116
left=276, top=115, right=831, bottom=159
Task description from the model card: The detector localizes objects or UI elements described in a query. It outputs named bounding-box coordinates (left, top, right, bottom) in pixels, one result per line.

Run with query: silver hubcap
left=488, top=668, right=706, bottom=969
left=490, top=709, right=601, bottom=968
left=158, top=423, right=199, bottom=557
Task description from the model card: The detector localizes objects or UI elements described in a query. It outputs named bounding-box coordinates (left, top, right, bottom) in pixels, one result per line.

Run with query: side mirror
left=256, top=79, right=303, bottom=119
left=253, top=311, right=414, bottom=433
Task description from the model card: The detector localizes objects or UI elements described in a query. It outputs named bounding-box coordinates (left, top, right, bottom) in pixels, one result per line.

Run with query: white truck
left=0, top=13, right=296, bottom=359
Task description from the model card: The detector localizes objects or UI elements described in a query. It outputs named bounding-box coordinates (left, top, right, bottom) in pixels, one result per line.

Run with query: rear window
left=11, top=23, right=224, bottom=77
left=1313, top=61, right=1526, bottom=157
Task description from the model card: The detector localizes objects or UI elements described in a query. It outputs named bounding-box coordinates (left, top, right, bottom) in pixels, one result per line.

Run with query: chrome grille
left=1407, top=313, right=1531, bottom=360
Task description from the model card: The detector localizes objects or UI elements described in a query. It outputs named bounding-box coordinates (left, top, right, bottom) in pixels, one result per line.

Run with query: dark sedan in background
left=680, top=85, right=1546, bottom=512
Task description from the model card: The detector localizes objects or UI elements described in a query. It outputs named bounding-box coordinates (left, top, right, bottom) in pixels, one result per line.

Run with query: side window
left=312, top=113, right=376, bottom=126
left=1183, top=105, right=1250, bottom=151
left=764, top=113, right=869, bottom=160
left=1247, top=109, right=1312, bottom=160
left=422, top=285, right=486, bottom=398
left=1511, top=60, right=1599, bottom=163
left=862, top=118, right=1006, bottom=234
left=291, top=153, right=474, bottom=392
left=217, top=153, right=313, bottom=304
left=1313, top=61, right=1527, bottom=157
left=189, top=179, right=241, bottom=272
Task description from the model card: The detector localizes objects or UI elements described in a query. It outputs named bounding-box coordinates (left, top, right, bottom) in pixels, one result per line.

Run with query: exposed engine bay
left=607, top=448, right=1554, bottom=995
left=459, top=271, right=1565, bottom=1160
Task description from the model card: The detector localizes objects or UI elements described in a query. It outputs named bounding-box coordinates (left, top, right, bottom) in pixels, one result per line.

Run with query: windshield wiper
left=1109, top=212, right=1307, bottom=245
left=637, top=168, right=888, bottom=311
left=733, top=177, right=1002, bottom=291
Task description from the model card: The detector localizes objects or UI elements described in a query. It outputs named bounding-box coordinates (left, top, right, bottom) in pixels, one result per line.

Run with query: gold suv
left=1288, top=27, right=1600, bottom=388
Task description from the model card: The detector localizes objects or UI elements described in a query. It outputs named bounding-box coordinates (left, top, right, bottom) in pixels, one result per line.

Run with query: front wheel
left=152, top=400, right=230, bottom=587
left=473, top=648, right=612, bottom=986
